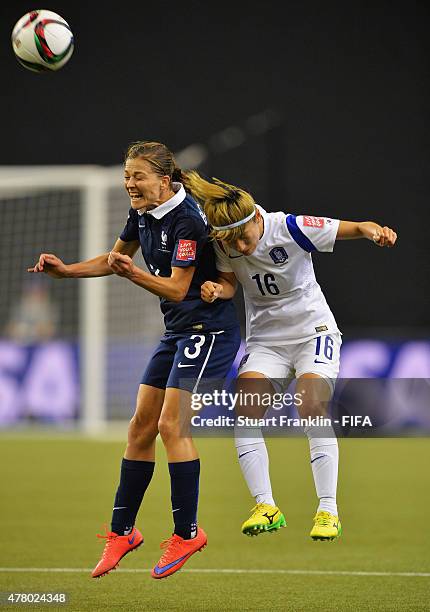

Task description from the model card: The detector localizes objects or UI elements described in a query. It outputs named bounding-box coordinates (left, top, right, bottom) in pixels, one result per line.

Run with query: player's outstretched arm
left=27, top=239, right=140, bottom=278
left=337, top=221, right=397, bottom=247
left=201, top=272, right=237, bottom=303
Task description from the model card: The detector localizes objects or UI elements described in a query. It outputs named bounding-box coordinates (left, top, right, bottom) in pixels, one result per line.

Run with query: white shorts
left=238, top=332, right=342, bottom=393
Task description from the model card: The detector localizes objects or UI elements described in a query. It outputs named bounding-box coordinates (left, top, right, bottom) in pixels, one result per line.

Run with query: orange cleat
left=151, top=527, right=207, bottom=579
left=91, top=526, right=143, bottom=578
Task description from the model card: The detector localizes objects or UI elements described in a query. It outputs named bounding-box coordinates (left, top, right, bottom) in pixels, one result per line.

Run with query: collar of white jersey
left=138, top=182, right=186, bottom=219
left=254, top=204, right=267, bottom=246
left=255, top=204, right=267, bottom=218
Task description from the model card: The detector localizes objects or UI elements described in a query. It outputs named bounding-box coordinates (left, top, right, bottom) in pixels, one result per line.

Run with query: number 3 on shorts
left=315, top=335, right=334, bottom=361
left=184, top=335, right=206, bottom=359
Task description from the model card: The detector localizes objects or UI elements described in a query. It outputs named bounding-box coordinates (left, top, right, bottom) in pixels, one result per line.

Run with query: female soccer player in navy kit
left=28, top=142, right=241, bottom=579
left=182, top=171, right=397, bottom=542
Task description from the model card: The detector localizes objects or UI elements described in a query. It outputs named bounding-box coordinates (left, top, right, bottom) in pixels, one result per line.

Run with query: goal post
left=80, top=170, right=109, bottom=433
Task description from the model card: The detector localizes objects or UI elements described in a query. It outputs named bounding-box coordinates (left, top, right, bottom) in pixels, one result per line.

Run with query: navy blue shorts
left=141, top=327, right=241, bottom=392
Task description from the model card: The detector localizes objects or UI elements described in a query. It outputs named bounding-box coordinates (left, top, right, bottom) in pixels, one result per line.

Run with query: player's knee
left=127, top=414, right=158, bottom=450
left=157, top=416, right=180, bottom=444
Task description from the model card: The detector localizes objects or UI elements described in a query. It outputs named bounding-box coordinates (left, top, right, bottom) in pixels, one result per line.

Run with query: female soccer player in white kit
left=182, top=172, right=397, bottom=541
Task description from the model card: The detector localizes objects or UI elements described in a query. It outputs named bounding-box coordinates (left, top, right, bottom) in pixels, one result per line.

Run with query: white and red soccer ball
left=12, top=9, right=74, bottom=72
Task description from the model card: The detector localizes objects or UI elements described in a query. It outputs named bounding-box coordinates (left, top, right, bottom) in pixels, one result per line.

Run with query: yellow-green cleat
left=241, top=503, right=287, bottom=536
left=310, top=511, right=342, bottom=541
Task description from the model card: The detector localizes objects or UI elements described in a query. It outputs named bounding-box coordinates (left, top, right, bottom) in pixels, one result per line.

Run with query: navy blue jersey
left=119, top=189, right=239, bottom=333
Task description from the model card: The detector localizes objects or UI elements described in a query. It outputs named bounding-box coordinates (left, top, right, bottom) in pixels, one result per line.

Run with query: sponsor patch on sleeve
left=303, top=216, right=325, bottom=228
left=176, top=239, right=197, bottom=261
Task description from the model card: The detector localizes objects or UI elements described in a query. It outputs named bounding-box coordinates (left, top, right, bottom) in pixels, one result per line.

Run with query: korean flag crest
left=269, top=246, right=288, bottom=264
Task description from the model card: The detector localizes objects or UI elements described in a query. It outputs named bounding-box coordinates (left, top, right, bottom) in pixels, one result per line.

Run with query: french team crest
left=269, top=246, right=288, bottom=264
left=161, top=230, right=168, bottom=249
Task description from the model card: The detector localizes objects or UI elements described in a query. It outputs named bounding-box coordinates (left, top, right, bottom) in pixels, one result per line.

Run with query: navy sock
left=111, top=458, right=155, bottom=535
left=168, top=459, right=200, bottom=540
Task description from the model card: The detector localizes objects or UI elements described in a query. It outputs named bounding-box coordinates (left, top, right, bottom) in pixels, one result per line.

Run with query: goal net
left=0, top=166, right=163, bottom=431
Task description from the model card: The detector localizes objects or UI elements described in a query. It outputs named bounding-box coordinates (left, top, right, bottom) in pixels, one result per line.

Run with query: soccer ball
left=11, top=9, right=74, bottom=73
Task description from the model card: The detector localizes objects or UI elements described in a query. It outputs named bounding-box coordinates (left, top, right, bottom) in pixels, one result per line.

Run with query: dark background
left=1, top=1, right=429, bottom=335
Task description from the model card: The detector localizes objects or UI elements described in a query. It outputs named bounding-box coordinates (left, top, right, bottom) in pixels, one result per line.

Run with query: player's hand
left=372, top=225, right=397, bottom=247
left=27, top=253, right=69, bottom=278
left=108, top=251, right=135, bottom=277
left=201, top=281, right=223, bottom=303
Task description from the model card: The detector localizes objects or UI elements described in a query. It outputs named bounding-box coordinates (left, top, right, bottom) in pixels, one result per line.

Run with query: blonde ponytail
left=183, top=171, right=257, bottom=241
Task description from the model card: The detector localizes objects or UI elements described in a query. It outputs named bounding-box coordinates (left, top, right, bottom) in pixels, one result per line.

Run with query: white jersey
left=213, top=207, right=341, bottom=345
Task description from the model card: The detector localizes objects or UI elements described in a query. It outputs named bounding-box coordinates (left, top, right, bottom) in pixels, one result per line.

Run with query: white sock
left=304, top=425, right=338, bottom=516
left=235, top=432, right=276, bottom=507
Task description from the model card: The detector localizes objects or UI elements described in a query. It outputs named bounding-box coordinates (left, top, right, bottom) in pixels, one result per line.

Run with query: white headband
left=211, top=210, right=256, bottom=231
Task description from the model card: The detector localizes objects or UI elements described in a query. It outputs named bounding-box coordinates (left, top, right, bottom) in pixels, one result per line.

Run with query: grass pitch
left=0, top=434, right=429, bottom=611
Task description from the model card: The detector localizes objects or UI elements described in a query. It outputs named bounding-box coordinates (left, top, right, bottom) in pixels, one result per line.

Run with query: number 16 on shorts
left=315, top=335, right=334, bottom=362
left=310, top=333, right=341, bottom=382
